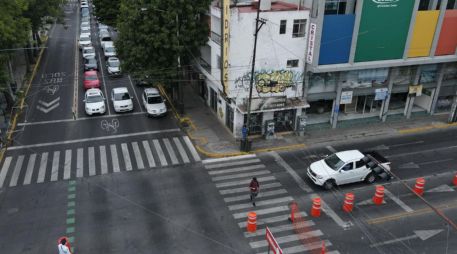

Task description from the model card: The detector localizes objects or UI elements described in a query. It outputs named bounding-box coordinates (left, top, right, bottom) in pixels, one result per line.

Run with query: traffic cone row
left=372, top=185, right=385, bottom=205
left=414, top=177, right=426, bottom=196
left=342, top=193, right=355, bottom=213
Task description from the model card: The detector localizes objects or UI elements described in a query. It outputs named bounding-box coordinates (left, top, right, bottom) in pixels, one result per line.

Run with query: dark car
left=84, top=57, right=98, bottom=71
left=132, top=74, right=151, bottom=86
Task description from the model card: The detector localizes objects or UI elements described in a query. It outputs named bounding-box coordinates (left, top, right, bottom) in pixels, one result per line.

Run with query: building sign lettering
left=221, top=0, right=230, bottom=94
left=306, top=23, right=316, bottom=64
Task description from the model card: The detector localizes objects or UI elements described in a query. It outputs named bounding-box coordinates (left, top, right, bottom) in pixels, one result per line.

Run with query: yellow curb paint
left=399, top=122, right=457, bottom=134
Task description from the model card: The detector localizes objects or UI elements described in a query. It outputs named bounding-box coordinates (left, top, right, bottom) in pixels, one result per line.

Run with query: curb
left=398, top=122, right=457, bottom=134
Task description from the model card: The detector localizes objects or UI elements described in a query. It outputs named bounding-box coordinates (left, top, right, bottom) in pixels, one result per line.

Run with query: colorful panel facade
left=354, top=0, right=415, bottom=62
left=319, top=15, right=355, bottom=65
left=435, top=10, right=457, bottom=56
left=408, top=11, right=439, bottom=57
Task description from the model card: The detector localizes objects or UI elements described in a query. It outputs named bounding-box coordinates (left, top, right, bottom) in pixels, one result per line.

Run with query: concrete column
left=345, top=0, right=356, bottom=14
left=381, top=68, right=397, bottom=122
left=430, top=63, right=446, bottom=115
left=448, top=90, right=457, bottom=123
left=348, top=0, right=364, bottom=64
left=331, top=73, right=342, bottom=128
left=403, top=0, right=421, bottom=59
left=430, top=0, right=448, bottom=57
left=430, top=0, right=439, bottom=10
left=405, top=66, right=422, bottom=119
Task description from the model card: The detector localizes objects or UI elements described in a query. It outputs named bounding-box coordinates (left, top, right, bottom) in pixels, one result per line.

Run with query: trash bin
left=240, top=139, right=252, bottom=152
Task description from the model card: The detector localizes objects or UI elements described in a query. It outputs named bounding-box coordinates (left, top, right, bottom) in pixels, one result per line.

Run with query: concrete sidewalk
left=164, top=84, right=457, bottom=158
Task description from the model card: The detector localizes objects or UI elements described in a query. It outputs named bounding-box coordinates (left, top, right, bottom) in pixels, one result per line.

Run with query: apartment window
left=292, top=19, right=306, bottom=38
left=325, top=0, right=347, bottom=15
left=279, top=20, right=287, bottom=34
left=287, top=59, right=299, bottom=68
left=419, top=0, right=431, bottom=10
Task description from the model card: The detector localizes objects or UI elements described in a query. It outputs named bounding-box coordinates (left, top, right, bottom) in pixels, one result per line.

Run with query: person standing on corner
left=249, top=177, right=260, bottom=207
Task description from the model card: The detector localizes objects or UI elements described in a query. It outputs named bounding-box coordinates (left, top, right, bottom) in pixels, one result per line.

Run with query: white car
left=80, top=27, right=91, bottom=38
left=84, top=88, right=106, bottom=115
left=111, top=87, right=133, bottom=112
left=80, top=21, right=90, bottom=30
left=82, top=46, right=95, bottom=59
left=80, top=3, right=89, bottom=9
left=78, top=34, right=91, bottom=49
left=100, top=32, right=112, bottom=49
left=106, top=57, right=121, bottom=75
left=142, top=88, right=167, bottom=117
left=103, top=45, right=116, bottom=59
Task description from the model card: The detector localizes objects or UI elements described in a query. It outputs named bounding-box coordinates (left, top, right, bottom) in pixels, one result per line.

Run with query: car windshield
left=84, top=48, right=94, bottom=54
left=86, top=74, right=97, bottom=80
left=86, top=94, right=103, bottom=103
left=114, top=92, right=130, bottom=100
left=81, top=29, right=90, bottom=34
left=81, top=37, right=90, bottom=42
left=147, top=96, right=163, bottom=104
left=102, top=37, right=112, bottom=42
left=86, top=58, right=96, bottom=64
left=324, top=154, right=345, bottom=171
left=105, top=47, right=115, bottom=53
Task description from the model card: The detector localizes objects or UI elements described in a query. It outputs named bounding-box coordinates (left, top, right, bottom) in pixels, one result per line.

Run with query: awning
left=237, top=97, right=309, bottom=114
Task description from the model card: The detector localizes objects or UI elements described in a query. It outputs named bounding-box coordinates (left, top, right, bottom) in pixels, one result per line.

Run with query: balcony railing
left=210, top=31, right=221, bottom=45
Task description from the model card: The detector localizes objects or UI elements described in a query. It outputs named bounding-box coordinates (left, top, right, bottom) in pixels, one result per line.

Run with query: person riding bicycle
left=249, top=177, right=260, bottom=206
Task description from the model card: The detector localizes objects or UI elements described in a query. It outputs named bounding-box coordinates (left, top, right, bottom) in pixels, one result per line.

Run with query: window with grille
left=287, top=59, right=299, bottom=68
left=292, top=19, right=306, bottom=38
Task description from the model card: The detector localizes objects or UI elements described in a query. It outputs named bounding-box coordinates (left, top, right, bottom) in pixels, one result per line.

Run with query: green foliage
left=92, top=0, right=120, bottom=27
left=116, top=0, right=211, bottom=84
left=23, top=0, right=65, bottom=33
left=0, top=0, right=30, bottom=49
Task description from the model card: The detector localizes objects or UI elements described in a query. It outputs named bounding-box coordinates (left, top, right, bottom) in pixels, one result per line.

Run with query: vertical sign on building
left=221, top=0, right=230, bottom=94
left=306, top=23, right=316, bottom=64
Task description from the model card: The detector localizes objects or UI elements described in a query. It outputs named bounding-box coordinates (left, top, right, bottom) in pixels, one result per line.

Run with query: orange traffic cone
left=372, top=185, right=385, bottom=205
left=311, top=197, right=321, bottom=217
left=414, top=177, right=425, bottom=196
left=342, top=193, right=355, bottom=213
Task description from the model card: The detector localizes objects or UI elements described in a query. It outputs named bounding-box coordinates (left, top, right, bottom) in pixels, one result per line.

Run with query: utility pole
left=176, top=12, right=184, bottom=114
left=242, top=0, right=266, bottom=152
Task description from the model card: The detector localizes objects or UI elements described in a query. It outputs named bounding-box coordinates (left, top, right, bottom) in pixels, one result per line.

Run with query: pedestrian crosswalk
left=203, top=154, right=340, bottom=254
left=0, top=136, right=201, bottom=188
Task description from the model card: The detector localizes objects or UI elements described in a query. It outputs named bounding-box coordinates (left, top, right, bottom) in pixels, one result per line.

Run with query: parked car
left=84, top=56, right=98, bottom=71
left=99, top=32, right=112, bottom=49
left=81, top=7, right=89, bottom=17
left=80, top=21, right=90, bottom=31
left=103, top=44, right=116, bottom=59
left=78, top=34, right=91, bottom=49
left=84, top=88, right=106, bottom=115
left=111, top=87, right=133, bottom=112
left=80, top=27, right=91, bottom=38
left=83, top=70, right=100, bottom=90
left=106, top=57, right=121, bottom=76
left=142, top=88, right=167, bottom=117
left=132, top=74, right=151, bottom=86
left=82, top=46, right=95, bottom=59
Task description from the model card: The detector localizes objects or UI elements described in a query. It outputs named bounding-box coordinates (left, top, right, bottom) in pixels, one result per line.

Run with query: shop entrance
left=244, top=113, right=263, bottom=135
left=274, top=109, right=296, bottom=132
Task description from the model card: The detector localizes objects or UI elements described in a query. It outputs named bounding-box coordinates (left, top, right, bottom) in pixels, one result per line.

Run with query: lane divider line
left=66, top=180, right=77, bottom=252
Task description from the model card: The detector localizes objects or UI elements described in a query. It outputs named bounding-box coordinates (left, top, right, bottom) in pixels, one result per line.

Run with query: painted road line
left=131, top=142, right=144, bottom=170
left=163, top=138, right=179, bottom=165
left=0, top=157, right=12, bottom=188
left=37, top=153, right=48, bottom=183
left=313, top=193, right=353, bottom=229
left=257, top=240, right=332, bottom=254
left=142, top=141, right=156, bottom=168
left=228, top=196, right=293, bottom=211
left=326, top=145, right=337, bottom=153
left=7, top=128, right=180, bottom=150
left=212, top=170, right=271, bottom=182
left=250, top=229, right=323, bottom=248
left=97, top=49, right=111, bottom=116
left=17, top=112, right=147, bottom=126
left=173, top=137, right=190, bottom=164
left=390, top=141, right=424, bottom=147
left=384, top=189, right=414, bottom=213
left=238, top=212, right=307, bottom=228
left=127, top=74, right=143, bottom=112
left=76, top=148, right=83, bottom=178
left=220, top=182, right=282, bottom=195
left=9, top=155, right=24, bottom=187
left=224, top=189, right=287, bottom=203
left=202, top=154, right=256, bottom=164
left=64, top=150, right=72, bottom=180
left=233, top=205, right=289, bottom=219
left=99, top=146, right=108, bottom=175
left=244, top=220, right=315, bottom=238
left=23, top=154, right=37, bottom=185
left=216, top=176, right=276, bottom=189
left=110, top=144, right=120, bottom=173
left=183, top=136, right=201, bottom=162
left=121, top=143, right=132, bottom=171
left=208, top=164, right=265, bottom=175
left=386, top=145, right=457, bottom=159
left=88, top=147, right=96, bottom=176
left=51, top=151, right=60, bottom=182
left=205, top=158, right=261, bottom=169
left=153, top=139, right=167, bottom=166
left=269, top=152, right=313, bottom=193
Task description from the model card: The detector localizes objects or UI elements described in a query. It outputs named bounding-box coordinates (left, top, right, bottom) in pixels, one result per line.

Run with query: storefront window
left=244, top=113, right=263, bottom=135
left=444, top=64, right=457, bottom=81
left=344, top=68, right=388, bottom=88
left=420, top=64, right=437, bottom=83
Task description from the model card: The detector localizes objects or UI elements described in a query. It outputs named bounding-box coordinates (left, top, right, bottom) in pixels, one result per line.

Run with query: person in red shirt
left=249, top=177, right=260, bottom=206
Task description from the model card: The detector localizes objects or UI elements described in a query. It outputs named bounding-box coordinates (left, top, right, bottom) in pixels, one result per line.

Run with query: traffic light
left=362, top=156, right=392, bottom=180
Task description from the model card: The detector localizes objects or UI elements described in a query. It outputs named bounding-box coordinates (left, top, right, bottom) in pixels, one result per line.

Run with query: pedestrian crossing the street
left=0, top=136, right=201, bottom=188
left=203, top=155, right=340, bottom=254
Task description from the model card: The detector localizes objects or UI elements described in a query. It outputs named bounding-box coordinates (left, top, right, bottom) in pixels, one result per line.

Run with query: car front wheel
left=323, top=180, right=335, bottom=190
left=365, top=173, right=376, bottom=184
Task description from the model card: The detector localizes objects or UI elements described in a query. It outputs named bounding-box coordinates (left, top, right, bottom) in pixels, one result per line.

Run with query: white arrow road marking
left=37, top=103, right=60, bottom=113
left=38, top=97, right=60, bottom=107
left=398, top=162, right=420, bottom=169
left=36, top=97, right=60, bottom=113
left=426, top=184, right=455, bottom=193
left=370, top=229, right=443, bottom=247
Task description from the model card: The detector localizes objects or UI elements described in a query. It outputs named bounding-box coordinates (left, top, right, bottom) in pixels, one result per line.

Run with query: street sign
left=340, top=91, right=353, bottom=104
left=375, top=88, right=388, bottom=100
left=265, top=226, right=282, bottom=254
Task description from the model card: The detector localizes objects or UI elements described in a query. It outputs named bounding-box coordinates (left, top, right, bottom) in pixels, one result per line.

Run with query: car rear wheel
left=323, top=180, right=335, bottom=190
left=365, top=173, right=376, bottom=184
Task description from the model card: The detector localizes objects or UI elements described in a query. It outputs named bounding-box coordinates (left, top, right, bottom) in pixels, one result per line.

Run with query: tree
left=116, top=0, right=211, bottom=83
left=92, top=0, right=120, bottom=27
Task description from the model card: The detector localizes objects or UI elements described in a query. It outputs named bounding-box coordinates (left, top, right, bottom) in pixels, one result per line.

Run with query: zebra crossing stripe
left=131, top=142, right=144, bottom=170
left=142, top=141, right=156, bottom=168
left=208, top=164, right=265, bottom=175
left=64, top=150, right=72, bottom=180
left=215, top=176, right=276, bottom=188
left=9, top=156, right=24, bottom=187
left=212, top=170, right=271, bottom=181
left=224, top=189, right=287, bottom=203
left=121, top=143, right=132, bottom=171
left=250, top=229, right=323, bottom=248
left=37, top=153, right=48, bottom=183
left=99, top=146, right=108, bottom=175
left=88, top=147, right=96, bottom=176
left=153, top=139, right=167, bottom=166
left=233, top=205, right=289, bottom=219
left=163, top=138, right=179, bottom=165
left=204, top=158, right=261, bottom=169
left=23, top=154, right=37, bottom=185
left=51, top=151, right=60, bottom=182
left=219, top=182, right=282, bottom=195
left=76, top=148, right=83, bottom=178
left=202, top=154, right=256, bottom=164
left=110, top=144, right=120, bottom=173
left=183, top=136, right=201, bottom=162
left=257, top=240, right=332, bottom=254
left=237, top=212, right=307, bottom=228
left=173, top=137, right=190, bottom=163
left=228, top=196, right=293, bottom=211
left=0, top=157, right=12, bottom=188
left=244, top=220, right=315, bottom=238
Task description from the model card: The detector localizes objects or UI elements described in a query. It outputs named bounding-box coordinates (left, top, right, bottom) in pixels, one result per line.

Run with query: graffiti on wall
left=234, top=70, right=303, bottom=94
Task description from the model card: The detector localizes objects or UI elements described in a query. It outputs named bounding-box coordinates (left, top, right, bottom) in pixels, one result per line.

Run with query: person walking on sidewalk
left=249, top=177, right=260, bottom=207
left=58, top=238, right=71, bottom=254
